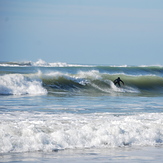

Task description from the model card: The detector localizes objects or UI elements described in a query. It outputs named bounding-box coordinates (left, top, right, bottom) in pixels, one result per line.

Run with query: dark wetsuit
left=113, top=77, right=124, bottom=87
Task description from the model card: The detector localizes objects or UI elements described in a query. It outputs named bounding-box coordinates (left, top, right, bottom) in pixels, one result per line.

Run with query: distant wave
left=1, top=59, right=163, bottom=69
left=0, top=61, right=32, bottom=67
left=0, top=59, right=93, bottom=67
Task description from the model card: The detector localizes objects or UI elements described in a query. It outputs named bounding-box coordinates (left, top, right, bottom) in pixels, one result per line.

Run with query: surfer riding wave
left=113, top=77, right=124, bottom=87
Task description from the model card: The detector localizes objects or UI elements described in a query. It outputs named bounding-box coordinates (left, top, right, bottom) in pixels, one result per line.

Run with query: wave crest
left=1, top=69, right=163, bottom=96
left=0, top=74, right=47, bottom=95
left=0, top=59, right=92, bottom=67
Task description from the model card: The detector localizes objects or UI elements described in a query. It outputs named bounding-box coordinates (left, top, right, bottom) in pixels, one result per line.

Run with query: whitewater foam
left=77, top=70, right=102, bottom=80
left=0, top=112, right=163, bottom=153
left=0, top=74, right=47, bottom=95
left=32, top=59, right=93, bottom=67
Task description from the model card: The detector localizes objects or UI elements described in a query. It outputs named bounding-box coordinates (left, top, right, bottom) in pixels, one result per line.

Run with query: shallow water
left=1, top=147, right=163, bottom=163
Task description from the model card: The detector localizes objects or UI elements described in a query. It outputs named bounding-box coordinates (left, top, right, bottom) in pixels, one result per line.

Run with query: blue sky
left=0, top=0, right=163, bottom=65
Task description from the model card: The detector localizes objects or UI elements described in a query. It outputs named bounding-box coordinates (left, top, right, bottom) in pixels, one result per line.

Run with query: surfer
left=113, top=77, right=124, bottom=87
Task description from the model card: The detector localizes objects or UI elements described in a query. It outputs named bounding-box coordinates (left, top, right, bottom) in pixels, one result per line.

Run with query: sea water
left=0, top=60, right=163, bottom=162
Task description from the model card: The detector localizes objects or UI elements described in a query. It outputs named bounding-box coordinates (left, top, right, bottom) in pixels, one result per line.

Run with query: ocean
left=1, top=59, right=163, bottom=162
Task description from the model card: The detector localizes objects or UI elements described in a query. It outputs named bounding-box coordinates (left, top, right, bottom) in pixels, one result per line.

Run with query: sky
left=0, top=0, right=163, bottom=65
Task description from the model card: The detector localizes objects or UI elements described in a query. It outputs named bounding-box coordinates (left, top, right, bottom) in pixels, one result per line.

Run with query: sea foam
left=0, top=112, right=163, bottom=153
left=0, top=74, right=47, bottom=95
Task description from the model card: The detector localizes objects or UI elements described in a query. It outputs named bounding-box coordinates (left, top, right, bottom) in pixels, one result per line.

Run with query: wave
left=1, top=69, right=163, bottom=96
left=2, top=59, right=163, bottom=69
left=0, top=112, right=163, bottom=153
left=38, top=70, right=137, bottom=94
left=0, top=74, right=47, bottom=95
left=0, top=59, right=93, bottom=67
left=0, top=61, right=32, bottom=67
left=39, top=70, right=163, bottom=94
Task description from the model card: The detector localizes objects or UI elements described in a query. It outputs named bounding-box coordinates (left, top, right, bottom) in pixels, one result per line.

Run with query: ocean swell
left=1, top=68, right=163, bottom=96
left=40, top=70, right=163, bottom=95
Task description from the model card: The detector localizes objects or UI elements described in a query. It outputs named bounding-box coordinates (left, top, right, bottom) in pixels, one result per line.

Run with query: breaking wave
left=1, top=69, right=163, bottom=96
left=0, top=112, right=163, bottom=153
left=0, top=74, right=47, bottom=95
left=1, top=61, right=163, bottom=95
left=34, top=70, right=163, bottom=95
left=0, top=59, right=92, bottom=67
left=39, top=70, right=140, bottom=94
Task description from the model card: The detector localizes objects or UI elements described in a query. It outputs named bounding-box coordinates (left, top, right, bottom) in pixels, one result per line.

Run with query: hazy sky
left=0, top=0, right=163, bottom=65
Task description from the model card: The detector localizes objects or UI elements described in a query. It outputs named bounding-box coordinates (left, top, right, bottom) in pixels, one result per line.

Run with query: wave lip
left=0, top=74, right=47, bottom=95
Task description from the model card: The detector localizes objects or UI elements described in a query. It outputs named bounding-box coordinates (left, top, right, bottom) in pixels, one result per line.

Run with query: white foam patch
left=0, top=74, right=47, bottom=95
left=77, top=70, right=101, bottom=80
left=110, top=82, right=140, bottom=93
left=0, top=112, right=163, bottom=153
left=32, top=59, right=92, bottom=67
